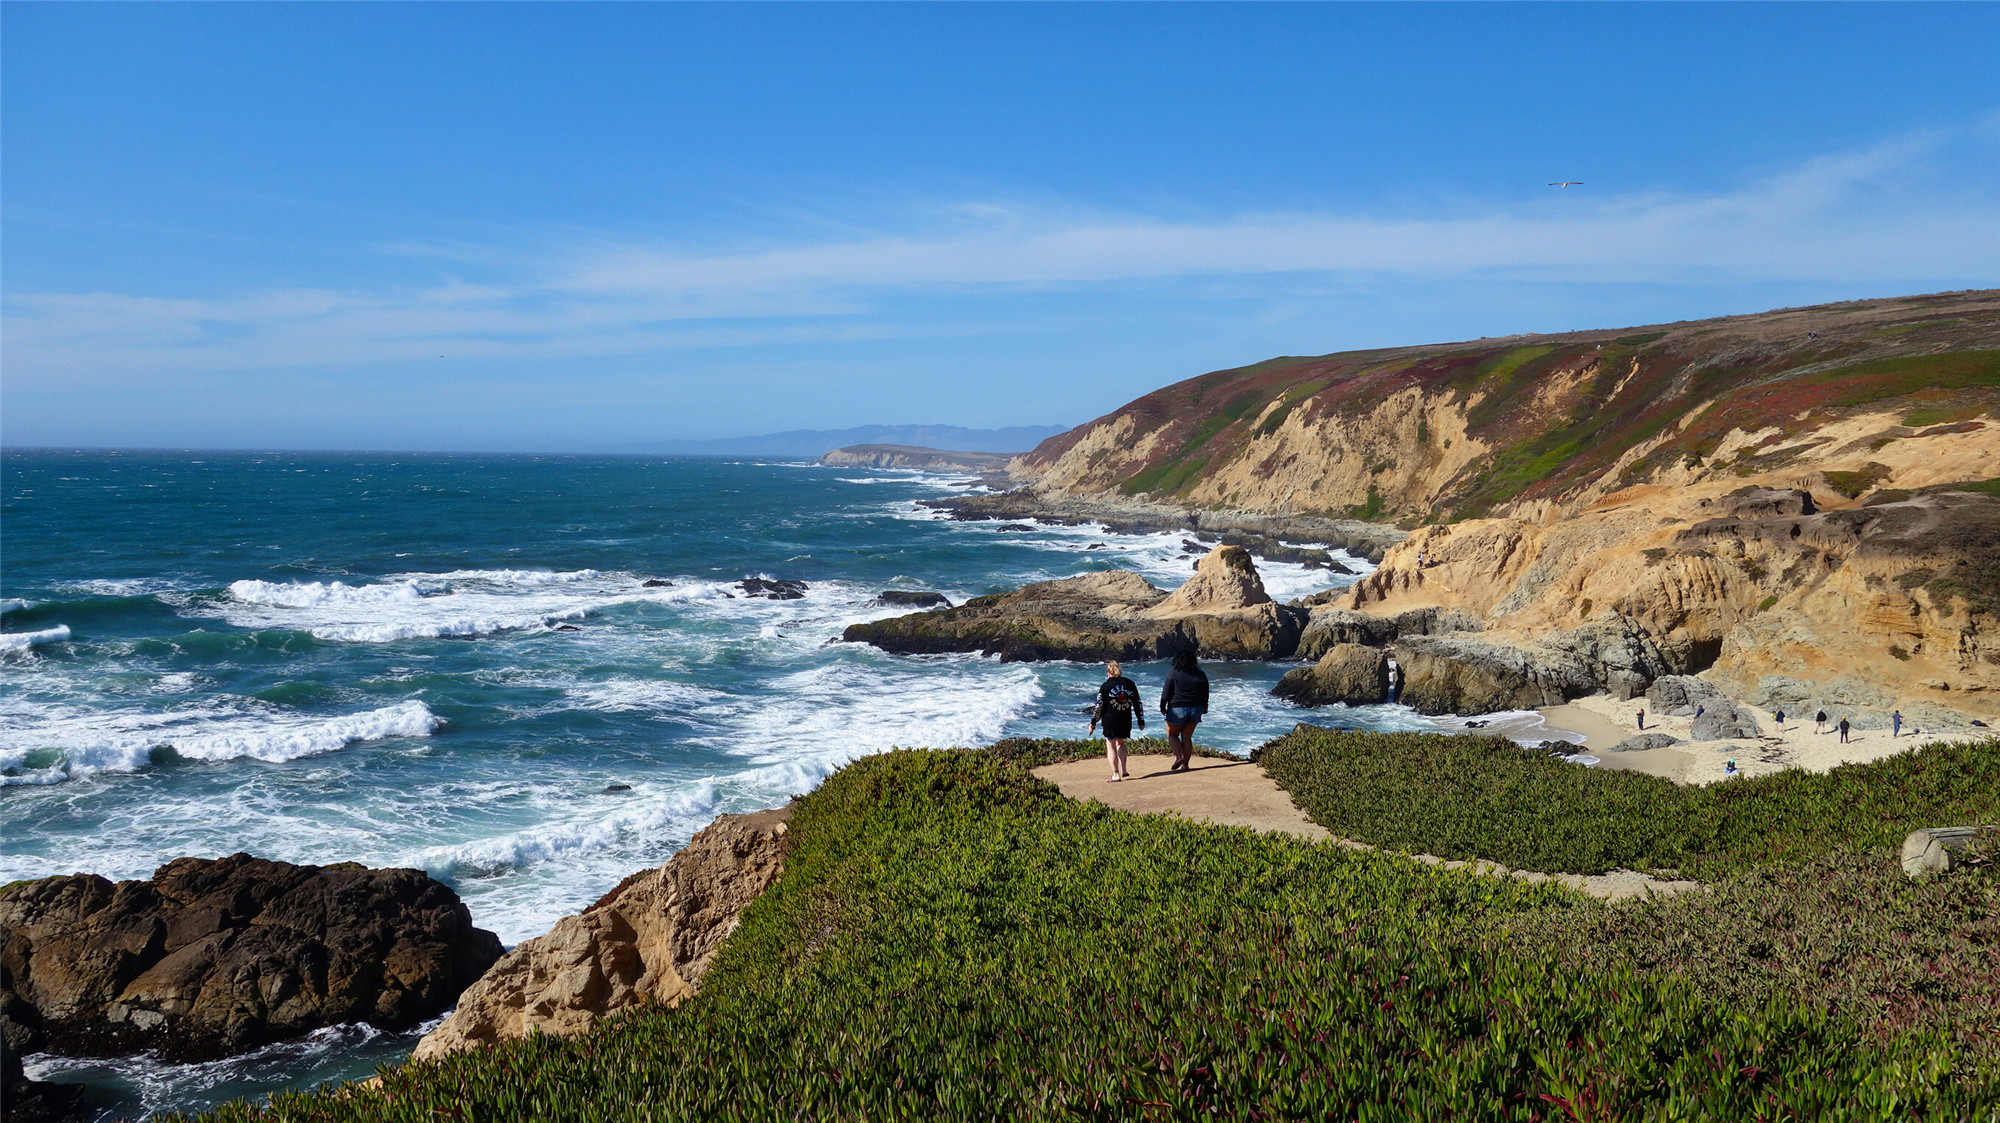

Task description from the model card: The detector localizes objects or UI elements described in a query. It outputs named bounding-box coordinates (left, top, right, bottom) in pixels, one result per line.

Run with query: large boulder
left=1273, top=644, right=1389, bottom=707
left=1609, top=733, right=1682, bottom=752
left=0, top=855, right=502, bottom=1064
left=1691, top=704, right=1763, bottom=741
left=412, top=805, right=792, bottom=1061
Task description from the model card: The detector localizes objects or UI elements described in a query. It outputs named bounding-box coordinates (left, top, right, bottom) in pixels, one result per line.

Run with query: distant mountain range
left=630, top=425, right=1068, bottom=458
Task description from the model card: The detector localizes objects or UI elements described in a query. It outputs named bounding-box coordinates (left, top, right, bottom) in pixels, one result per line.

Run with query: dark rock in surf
left=994, top=524, right=1037, bottom=533
left=641, top=579, right=675, bottom=588
left=737, top=579, right=807, bottom=600
left=0, top=854, right=502, bottom=1065
left=875, top=591, right=952, bottom=609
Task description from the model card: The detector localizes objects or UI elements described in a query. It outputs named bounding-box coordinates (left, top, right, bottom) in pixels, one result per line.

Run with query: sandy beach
left=1539, top=692, right=1993, bottom=784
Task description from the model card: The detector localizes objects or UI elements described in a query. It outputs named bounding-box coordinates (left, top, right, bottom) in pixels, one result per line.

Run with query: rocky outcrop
left=1389, top=635, right=1607, bottom=715
left=1273, top=644, right=1389, bottom=707
left=1148, top=545, right=1268, bottom=614
left=921, top=491, right=1407, bottom=562
left=842, top=548, right=1309, bottom=662
left=411, top=805, right=792, bottom=1061
left=1295, top=606, right=1483, bottom=661
left=0, top=855, right=501, bottom=1065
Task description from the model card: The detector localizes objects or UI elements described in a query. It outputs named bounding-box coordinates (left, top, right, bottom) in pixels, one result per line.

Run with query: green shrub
left=1259, top=728, right=2000, bottom=878
left=180, top=748, right=1994, bottom=1121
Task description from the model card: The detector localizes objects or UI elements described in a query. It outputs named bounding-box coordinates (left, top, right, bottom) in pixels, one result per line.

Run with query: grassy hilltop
left=185, top=734, right=2000, bottom=1122
left=1015, top=290, right=2000, bottom=523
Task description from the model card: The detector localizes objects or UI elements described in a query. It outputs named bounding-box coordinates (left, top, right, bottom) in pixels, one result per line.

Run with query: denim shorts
left=1164, top=706, right=1205, bottom=726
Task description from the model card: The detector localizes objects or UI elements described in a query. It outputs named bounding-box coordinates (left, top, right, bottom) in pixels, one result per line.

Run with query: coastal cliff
left=997, top=291, right=2000, bottom=720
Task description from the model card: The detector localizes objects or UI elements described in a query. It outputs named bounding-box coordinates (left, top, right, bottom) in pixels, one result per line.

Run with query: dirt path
left=1034, top=754, right=1331, bottom=839
left=1032, top=753, right=1699, bottom=902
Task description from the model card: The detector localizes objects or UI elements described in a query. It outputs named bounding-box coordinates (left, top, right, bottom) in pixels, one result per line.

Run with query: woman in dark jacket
left=1159, top=649, right=1209, bottom=772
left=1089, top=661, right=1145, bottom=781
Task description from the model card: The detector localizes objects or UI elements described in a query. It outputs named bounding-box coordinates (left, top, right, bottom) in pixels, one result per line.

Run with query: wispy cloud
left=6, top=124, right=1996, bottom=381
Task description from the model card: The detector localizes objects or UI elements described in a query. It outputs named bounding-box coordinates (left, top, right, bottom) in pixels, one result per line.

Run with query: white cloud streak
left=6, top=126, right=1996, bottom=381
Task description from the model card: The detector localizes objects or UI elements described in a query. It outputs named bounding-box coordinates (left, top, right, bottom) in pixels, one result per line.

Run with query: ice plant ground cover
left=181, top=739, right=1999, bottom=1121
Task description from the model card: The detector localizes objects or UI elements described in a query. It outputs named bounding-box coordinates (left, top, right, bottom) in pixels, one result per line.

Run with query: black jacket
left=1159, top=666, right=1209, bottom=712
left=1093, top=676, right=1144, bottom=728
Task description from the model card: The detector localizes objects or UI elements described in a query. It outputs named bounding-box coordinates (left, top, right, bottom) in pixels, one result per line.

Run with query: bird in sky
left=1548, top=181, right=1584, bottom=188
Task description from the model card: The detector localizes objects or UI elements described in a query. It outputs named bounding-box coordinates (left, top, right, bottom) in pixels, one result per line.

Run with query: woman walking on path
left=1160, top=649, right=1210, bottom=773
left=1089, top=661, right=1144, bottom=781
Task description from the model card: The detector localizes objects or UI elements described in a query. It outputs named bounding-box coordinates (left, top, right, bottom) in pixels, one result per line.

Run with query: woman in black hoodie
left=1159, top=649, right=1209, bottom=772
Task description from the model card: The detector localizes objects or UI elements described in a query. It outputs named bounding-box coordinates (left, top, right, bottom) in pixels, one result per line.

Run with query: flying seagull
left=1548, top=181, right=1584, bottom=188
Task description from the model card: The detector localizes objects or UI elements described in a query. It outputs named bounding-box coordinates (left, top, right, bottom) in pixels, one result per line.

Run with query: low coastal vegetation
left=1259, top=726, right=2000, bottom=878
left=183, top=737, right=1998, bottom=1121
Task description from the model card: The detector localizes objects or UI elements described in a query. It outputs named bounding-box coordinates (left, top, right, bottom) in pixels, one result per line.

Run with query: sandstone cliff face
left=1008, top=292, right=2000, bottom=720
left=411, top=805, right=792, bottom=1061
left=0, top=855, right=501, bottom=1065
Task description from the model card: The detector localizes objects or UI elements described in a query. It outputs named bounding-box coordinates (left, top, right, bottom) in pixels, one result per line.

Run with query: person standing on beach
left=1637, top=708, right=1646, bottom=731
left=1159, top=649, right=1209, bottom=773
left=1838, top=716, right=1851, bottom=744
left=1774, top=709, right=1786, bottom=731
left=1893, top=710, right=1903, bottom=738
left=1089, top=661, right=1144, bottom=782
left=1815, top=709, right=1828, bottom=735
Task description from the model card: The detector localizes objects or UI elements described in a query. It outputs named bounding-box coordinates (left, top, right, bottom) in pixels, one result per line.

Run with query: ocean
left=1, top=450, right=1576, bottom=1119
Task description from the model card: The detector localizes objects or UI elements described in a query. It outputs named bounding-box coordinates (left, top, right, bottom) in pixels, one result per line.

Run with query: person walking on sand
left=1159, top=649, right=1210, bottom=773
left=1089, top=661, right=1144, bottom=782
left=1637, top=708, right=1646, bottom=731
left=1815, top=709, right=1828, bottom=735
left=1838, top=716, right=1852, bottom=744
left=1893, top=710, right=1903, bottom=738
left=1774, top=709, right=1786, bottom=731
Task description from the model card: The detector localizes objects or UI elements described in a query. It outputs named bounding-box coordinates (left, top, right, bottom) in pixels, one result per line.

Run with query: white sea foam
left=564, top=678, right=727, bottom=714
left=0, top=626, right=71, bottom=654
left=414, top=781, right=719, bottom=881
left=0, top=700, right=439, bottom=783
left=228, top=579, right=427, bottom=608
left=0, top=598, right=36, bottom=614
left=204, top=569, right=655, bottom=642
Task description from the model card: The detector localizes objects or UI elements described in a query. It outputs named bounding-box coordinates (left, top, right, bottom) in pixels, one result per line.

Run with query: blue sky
left=5, top=3, right=1998, bottom=452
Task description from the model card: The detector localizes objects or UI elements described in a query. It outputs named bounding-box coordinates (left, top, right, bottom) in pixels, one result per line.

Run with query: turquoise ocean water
left=2, top=450, right=1577, bottom=1118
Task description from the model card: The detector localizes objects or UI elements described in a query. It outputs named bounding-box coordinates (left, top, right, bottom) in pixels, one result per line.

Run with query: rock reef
left=842, top=546, right=1309, bottom=662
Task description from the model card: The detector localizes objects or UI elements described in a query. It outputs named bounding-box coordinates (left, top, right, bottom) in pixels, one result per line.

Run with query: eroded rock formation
left=842, top=547, right=1310, bottom=662
left=0, top=855, right=501, bottom=1065
left=411, top=805, right=793, bottom=1061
